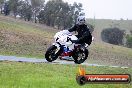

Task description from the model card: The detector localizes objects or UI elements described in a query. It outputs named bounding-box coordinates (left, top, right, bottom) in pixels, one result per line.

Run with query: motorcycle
left=45, top=30, right=89, bottom=64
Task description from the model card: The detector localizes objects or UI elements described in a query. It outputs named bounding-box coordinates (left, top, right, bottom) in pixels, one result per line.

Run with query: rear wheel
left=72, top=48, right=88, bottom=64
left=45, top=45, right=61, bottom=62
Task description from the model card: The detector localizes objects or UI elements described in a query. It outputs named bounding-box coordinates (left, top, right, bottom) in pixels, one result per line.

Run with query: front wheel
left=72, top=48, right=89, bottom=64
left=45, top=45, right=61, bottom=62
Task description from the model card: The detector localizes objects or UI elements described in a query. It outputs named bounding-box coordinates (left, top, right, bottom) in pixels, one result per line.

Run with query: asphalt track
left=0, top=55, right=129, bottom=69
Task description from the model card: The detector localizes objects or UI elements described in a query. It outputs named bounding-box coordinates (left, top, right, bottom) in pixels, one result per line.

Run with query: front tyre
left=72, top=48, right=88, bottom=64
left=45, top=45, right=61, bottom=62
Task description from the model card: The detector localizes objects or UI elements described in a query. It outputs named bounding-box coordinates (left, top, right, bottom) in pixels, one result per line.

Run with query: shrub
left=130, top=30, right=132, bottom=35
left=126, top=35, right=132, bottom=48
left=101, top=27, right=125, bottom=45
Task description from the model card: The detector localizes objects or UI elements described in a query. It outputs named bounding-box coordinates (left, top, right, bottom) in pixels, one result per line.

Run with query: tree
left=38, top=0, right=83, bottom=29
left=101, top=27, right=125, bottom=45
left=3, top=2, right=10, bottom=16
left=8, top=0, right=19, bottom=18
left=18, top=1, right=32, bottom=21
left=54, top=1, right=73, bottom=29
left=31, top=0, right=45, bottom=23
left=38, top=0, right=67, bottom=27
left=72, top=2, right=83, bottom=24
left=0, top=0, right=4, bottom=14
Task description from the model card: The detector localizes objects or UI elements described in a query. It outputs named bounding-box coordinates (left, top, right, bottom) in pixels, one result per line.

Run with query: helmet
left=76, top=16, right=85, bottom=25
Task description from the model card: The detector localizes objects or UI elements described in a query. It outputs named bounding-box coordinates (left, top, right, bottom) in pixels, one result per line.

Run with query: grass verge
left=0, top=61, right=131, bottom=88
left=0, top=16, right=56, bottom=58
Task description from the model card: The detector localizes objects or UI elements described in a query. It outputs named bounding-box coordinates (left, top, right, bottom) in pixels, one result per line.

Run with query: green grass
left=0, top=61, right=132, bottom=88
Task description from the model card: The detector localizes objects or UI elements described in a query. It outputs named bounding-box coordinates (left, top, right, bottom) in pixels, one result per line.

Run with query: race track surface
left=0, top=55, right=129, bottom=69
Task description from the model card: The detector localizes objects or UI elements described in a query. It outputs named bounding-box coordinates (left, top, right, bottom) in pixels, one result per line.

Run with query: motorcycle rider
left=65, top=15, right=92, bottom=45
left=59, top=16, right=92, bottom=60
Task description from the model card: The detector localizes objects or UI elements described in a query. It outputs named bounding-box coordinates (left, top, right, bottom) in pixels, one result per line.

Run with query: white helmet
left=76, top=16, right=85, bottom=25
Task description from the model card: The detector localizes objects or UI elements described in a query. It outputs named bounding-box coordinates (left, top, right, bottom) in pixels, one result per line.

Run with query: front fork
left=52, top=42, right=63, bottom=55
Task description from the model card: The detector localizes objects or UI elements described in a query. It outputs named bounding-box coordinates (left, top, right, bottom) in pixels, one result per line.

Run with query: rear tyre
left=45, top=45, right=61, bottom=62
left=72, top=48, right=88, bottom=64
